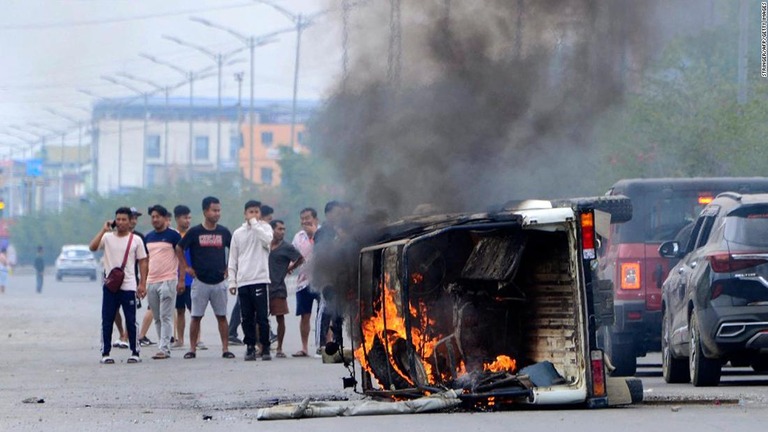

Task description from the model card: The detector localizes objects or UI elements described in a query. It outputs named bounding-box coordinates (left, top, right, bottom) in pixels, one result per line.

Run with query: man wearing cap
left=144, top=205, right=183, bottom=359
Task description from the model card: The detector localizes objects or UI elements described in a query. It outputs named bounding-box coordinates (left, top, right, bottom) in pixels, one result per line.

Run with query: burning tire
left=367, top=335, right=413, bottom=390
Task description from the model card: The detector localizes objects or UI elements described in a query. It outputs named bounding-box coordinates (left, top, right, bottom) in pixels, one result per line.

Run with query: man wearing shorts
left=269, top=219, right=304, bottom=358
left=172, top=205, right=193, bottom=348
left=291, top=207, right=320, bottom=357
left=175, top=197, right=233, bottom=359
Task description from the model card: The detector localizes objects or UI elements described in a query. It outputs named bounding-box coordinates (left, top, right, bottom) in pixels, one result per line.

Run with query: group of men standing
left=90, top=196, right=346, bottom=364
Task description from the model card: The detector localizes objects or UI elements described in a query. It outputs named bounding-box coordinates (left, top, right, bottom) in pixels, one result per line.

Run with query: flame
left=483, top=355, right=517, bottom=373
left=356, top=272, right=514, bottom=390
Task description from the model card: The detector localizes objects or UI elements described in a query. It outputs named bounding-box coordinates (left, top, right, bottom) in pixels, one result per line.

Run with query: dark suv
left=599, top=177, right=768, bottom=376
left=659, top=192, right=768, bottom=386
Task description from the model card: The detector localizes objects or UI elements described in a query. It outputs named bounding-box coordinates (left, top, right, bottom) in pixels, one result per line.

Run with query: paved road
left=1, top=271, right=767, bottom=431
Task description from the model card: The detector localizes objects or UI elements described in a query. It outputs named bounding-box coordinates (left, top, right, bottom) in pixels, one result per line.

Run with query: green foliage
left=593, top=5, right=768, bottom=186
left=275, top=146, right=336, bottom=234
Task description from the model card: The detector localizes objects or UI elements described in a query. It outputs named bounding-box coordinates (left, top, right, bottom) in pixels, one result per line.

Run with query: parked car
left=55, top=245, right=99, bottom=281
left=598, top=177, right=768, bottom=376
left=659, top=192, right=768, bottom=386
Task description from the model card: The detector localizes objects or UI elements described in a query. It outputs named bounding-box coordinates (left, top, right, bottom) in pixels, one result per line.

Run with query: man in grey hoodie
left=227, top=200, right=274, bottom=361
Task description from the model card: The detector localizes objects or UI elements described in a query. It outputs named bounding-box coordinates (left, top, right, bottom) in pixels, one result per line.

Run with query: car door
left=668, top=207, right=719, bottom=347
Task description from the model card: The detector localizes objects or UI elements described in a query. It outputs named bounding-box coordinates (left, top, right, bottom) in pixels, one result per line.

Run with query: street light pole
left=29, top=122, right=66, bottom=212
left=188, top=17, right=282, bottom=185
left=101, top=75, right=151, bottom=189
left=162, top=36, right=245, bottom=180
left=117, top=72, right=171, bottom=184
left=252, top=1, right=331, bottom=153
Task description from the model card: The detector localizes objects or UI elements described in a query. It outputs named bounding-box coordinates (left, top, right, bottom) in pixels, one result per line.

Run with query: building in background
left=0, top=97, right=315, bottom=216
left=91, top=97, right=314, bottom=194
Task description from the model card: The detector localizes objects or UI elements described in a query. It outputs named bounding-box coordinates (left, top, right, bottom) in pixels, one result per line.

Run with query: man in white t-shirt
left=89, top=206, right=148, bottom=364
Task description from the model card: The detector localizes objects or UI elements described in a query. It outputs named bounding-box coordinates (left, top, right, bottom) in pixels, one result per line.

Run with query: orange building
left=239, top=123, right=308, bottom=186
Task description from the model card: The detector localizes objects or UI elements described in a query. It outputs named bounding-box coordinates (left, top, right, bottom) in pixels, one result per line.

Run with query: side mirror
left=658, top=241, right=681, bottom=258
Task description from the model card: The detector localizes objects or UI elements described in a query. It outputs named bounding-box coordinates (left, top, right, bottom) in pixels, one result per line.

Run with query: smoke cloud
left=312, top=0, right=670, bottom=217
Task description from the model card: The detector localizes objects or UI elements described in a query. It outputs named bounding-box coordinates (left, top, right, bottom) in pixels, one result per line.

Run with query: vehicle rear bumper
left=699, top=305, right=768, bottom=357
left=56, top=268, right=98, bottom=276
left=611, top=301, right=662, bottom=350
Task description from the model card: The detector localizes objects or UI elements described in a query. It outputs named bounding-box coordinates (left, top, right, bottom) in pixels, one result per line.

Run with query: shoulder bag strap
left=120, top=233, right=134, bottom=270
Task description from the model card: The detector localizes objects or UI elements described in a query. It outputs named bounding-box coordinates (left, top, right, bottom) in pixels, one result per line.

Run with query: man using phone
left=89, top=207, right=148, bottom=364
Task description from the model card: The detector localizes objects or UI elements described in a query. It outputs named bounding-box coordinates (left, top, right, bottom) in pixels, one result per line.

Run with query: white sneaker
left=197, top=341, right=208, bottom=350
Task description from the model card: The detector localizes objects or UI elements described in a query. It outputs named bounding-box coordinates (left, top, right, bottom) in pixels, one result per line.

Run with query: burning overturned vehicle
left=350, top=196, right=642, bottom=409
left=258, top=196, right=642, bottom=420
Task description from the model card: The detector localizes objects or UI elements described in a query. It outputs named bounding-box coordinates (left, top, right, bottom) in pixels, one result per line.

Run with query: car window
left=724, top=204, right=768, bottom=247
left=695, top=216, right=716, bottom=248
left=614, top=190, right=707, bottom=243
left=63, top=250, right=92, bottom=259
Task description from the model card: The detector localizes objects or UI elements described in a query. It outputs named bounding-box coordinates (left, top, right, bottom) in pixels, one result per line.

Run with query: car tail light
left=590, top=350, right=606, bottom=397
left=581, top=212, right=595, bottom=259
left=708, top=252, right=768, bottom=273
left=620, top=262, right=641, bottom=290
left=627, top=311, right=642, bottom=320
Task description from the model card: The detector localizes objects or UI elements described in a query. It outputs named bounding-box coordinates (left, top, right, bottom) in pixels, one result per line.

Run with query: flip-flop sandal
left=275, top=351, right=287, bottom=358
left=183, top=351, right=196, bottom=359
left=292, top=351, right=308, bottom=357
left=127, top=355, right=142, bottom=364
left=100, top=356, right=115, bottom=364
left=152, top=352, right=170, bottom=360
left=222, top=351, right=236, bottom=359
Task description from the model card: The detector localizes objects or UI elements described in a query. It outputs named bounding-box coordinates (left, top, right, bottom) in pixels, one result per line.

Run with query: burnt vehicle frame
left=349, top=197, right=640, bottom=408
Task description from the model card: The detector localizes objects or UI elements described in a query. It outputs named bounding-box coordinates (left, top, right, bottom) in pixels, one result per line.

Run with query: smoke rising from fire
left=311, top=0, right=670, bottom=217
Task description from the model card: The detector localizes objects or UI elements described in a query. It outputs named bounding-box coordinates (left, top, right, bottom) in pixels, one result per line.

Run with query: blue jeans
left=36, top=272, right=43, bottom=293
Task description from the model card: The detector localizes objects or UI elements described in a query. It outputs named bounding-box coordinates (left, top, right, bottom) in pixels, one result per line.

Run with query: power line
left=0, top=2, right=257, bottom=31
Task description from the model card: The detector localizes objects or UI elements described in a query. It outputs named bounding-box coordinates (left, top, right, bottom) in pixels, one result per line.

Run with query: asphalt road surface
left=1, top=270, right=767, bottom=431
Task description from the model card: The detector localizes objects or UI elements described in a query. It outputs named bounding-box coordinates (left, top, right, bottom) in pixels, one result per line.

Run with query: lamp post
left=189, top=17, right=284, bottom=184
left=78, top=89, right=142, bottom=191
left=101, top=75, right=153, bottom=189
left=140, top=54, right=215, bottom=179
left=162, top=36, right=246, bottom=180
left=253, top=1, right=329, bottom=153
left=44, top=108, right=85, bottom=184
left=28, top=122, right=67, bottom=212
left=116, top=72, right=170, bottom=184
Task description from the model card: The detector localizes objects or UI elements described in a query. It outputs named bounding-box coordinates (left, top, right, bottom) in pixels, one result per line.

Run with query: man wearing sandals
left=90, top=207, right=148, bottom=364
left=144, top=205, right=182, bottom=360
left=175, top=197, right=234, bottom=359
left=227, top=200, right=273, bottom=361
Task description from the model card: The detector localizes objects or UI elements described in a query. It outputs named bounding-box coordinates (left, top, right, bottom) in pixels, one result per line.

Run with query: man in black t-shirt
left=175, top=196, right=234, bottom=359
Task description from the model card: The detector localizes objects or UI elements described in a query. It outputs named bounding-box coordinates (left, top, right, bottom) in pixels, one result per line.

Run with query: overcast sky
left=0, top=0, right=344, bottom=144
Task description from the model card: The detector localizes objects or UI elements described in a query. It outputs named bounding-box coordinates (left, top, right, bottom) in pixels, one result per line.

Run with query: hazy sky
left=0, top=0, right=343, bottom=144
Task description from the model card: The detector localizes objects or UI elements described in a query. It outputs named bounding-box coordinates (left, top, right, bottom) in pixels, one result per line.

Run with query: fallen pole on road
left=256, top=390, right=461, bottom=420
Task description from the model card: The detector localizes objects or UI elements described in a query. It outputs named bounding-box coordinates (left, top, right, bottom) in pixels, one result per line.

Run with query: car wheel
left=689, top=310, right=721, bottom=386
left=56, top=274, right=63, bottom=281
left=90, top=273, right=97, bottom=281
left=662, top=309, right=689, bottom=383
left=601, top=326, right=637, bottom=376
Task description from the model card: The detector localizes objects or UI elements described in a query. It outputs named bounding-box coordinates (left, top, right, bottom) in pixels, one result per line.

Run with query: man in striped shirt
left=144, top=205, right=182, bottom=359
